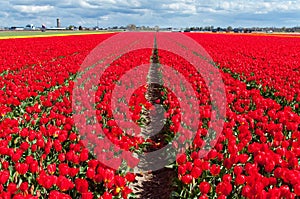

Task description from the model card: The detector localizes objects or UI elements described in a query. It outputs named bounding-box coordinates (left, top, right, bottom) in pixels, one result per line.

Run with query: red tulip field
left=0, top=32, right=299, bottom=199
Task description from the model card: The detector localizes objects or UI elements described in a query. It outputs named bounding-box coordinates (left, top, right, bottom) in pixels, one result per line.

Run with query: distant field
left=1, top=30, right=299, bottom=40
left=0, top=30, right=116, bottom=39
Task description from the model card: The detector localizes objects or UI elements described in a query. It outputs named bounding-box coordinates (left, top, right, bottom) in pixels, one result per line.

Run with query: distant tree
left=227, top=26, right=233, bottom=31
left=79, top=26, right=83, bottom=30
left=68, top=25, right=75, bottom=30
left=127, top=24, right=136, bottom=31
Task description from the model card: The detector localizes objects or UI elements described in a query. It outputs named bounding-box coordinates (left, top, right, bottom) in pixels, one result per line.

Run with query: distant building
left=45, top=18, right=65, bottom=30
left=24, top=24, right=35, bottom=30
left=171, top=28, right=182, bottom=32
left=41, top=24, right=46, bottom=32
left=57, top=18, right=60, bottom=28
left=46, top=27, right=66, bottom=31
left=9, top=27, right=24, bottom=31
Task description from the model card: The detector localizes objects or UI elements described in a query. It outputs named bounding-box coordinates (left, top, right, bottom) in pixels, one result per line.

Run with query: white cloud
left=13, top=5, right=54, bottom=13
left=100, top=16, right=109, bottom=21
left=196, top=0, right=300, bottom=14
left=119, top=0, right=142, bottom=7
left=78, top=0, right=99, bottom=9
left=0, top=0, right=299, bottom=27
left=162, top=2, right=197, bottom=14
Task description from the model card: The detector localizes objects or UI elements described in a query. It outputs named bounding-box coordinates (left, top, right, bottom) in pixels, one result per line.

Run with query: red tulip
left=29, top=161, right=39, bottom=173
left=222, top=174, right=232, bottom=183
left=7, top=183, right=17, bottom=194
left=176, top=153, right=187, bottom=165
left=57, top=176, right=74, bottom=192
left=125, top=173, right=135, bottom=182
left=216, top=182, right=232, bottom=196
left=233, top=166, right=243, bottom=175
left=47, top=164, right=56, bottom=175
left=191, top=166, right=202, bottom=179
left=58, top=163, right=69, bottom=176
left=101, top=192, right=113, bottom=199
left=198, top=195, right=208, bottom=199
left=81, top=192, right=94, bottom=199
left=75, top=178, right=89, bottom=193
left=199, top=181, right=210, bottom=194
left=86, top=168, right=95, bottom=179
left=19, top=182, right=28, bottom=192
left=294, top=184, right=300, bottom=196
left=242, top=185, right=251, bottom=198
left=15, top=163, right=28, bottom=175
left=210, top=164, right=220, bottom=176
left=0, top=171, right=9, bottom=184
left=181, top=174, right=193, bottom=185
left=235, top=175, right=246, bottom=185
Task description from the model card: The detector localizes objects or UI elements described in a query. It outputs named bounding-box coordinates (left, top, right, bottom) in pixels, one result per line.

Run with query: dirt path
left=130, top=36, right=176, bottom=199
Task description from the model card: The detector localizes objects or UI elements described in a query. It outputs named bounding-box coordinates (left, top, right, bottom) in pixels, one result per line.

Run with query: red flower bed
left=186, top=33, right=300, bottom=105
left=0, top=34, right=114, bottom=117
left=0, top=34, right=114, bottom=73
left=0, top=32, right=300, bottom=199
left=158, top=45, right=300, bottom=198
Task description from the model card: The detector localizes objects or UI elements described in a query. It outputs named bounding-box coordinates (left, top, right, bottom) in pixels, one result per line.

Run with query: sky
left=1, top=0, right=300, bottom=28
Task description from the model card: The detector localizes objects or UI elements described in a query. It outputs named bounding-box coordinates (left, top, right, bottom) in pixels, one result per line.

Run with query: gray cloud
left=0, top=0, right=299, bottom=28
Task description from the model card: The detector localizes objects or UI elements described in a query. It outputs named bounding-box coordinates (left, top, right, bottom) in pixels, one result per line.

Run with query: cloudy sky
left=1, top=0, right=300, bottom=28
